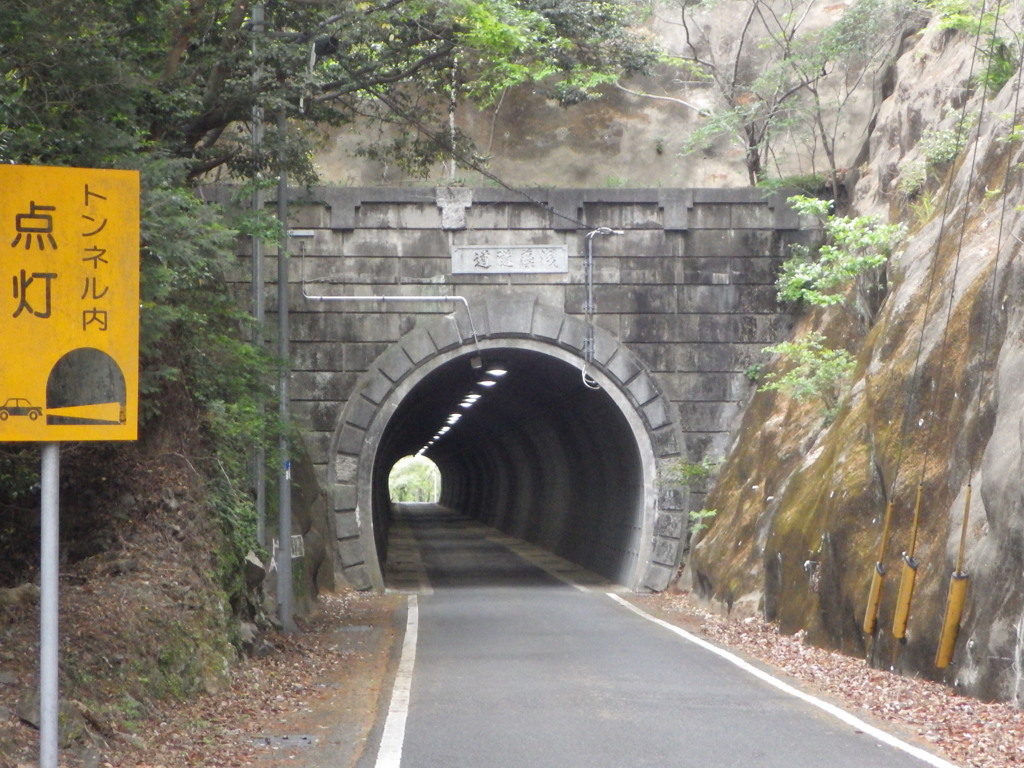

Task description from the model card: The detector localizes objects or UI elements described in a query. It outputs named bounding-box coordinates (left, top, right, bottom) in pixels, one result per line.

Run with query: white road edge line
left=606, top=593, right=961, bottom=768
left=375, top=595, right=419, bottom=768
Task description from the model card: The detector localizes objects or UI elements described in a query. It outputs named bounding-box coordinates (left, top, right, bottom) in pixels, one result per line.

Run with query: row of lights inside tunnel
left=416, top=358, right=508, bottom=456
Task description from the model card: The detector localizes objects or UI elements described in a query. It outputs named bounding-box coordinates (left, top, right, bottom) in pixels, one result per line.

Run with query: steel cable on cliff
left=933, top=22, right=1024, bottom=671
left=861, top=2, right=992, bottom=655
left=894, top=0, right=1014, bottom=652
left=866, top=1, right=1023, bottom=678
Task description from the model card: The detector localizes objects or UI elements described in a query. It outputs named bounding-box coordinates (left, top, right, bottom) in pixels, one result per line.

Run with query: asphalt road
left=360, top=504, right=956, bottom=768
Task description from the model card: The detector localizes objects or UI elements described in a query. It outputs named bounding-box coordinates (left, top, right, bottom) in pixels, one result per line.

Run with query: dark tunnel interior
left=371, top=348, right=646, bottom=586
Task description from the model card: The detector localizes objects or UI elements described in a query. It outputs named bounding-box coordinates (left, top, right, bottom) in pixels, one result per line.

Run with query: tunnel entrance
left=329, top=297, right=685, bottom=593
left=372, top=347, right=647, bottom=587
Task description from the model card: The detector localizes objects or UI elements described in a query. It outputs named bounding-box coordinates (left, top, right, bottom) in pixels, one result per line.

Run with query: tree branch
left=613, top=83, right=707, bottom=115
left=316, top=42, right=456, bottom=101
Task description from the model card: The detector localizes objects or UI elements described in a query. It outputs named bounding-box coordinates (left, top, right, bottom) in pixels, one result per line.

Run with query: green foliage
left=997, top=121, right=1024, bottom=143
left=389, top=456, right=441, bottom=502
left=135, top=156, right=282, bottom=607
left=0, top=0, right=657, bottom=182
left=688, top=508, right=718, bottom=535
left=456, top=0, right=559, bottom=103
left=919, top=115, right=975, bottom=166
left=758, top=173, right=831, bottom=196
left=978, top=39, right=1018, bottom=91
left=910, top=188, right=939, bottom=223
left=896, top=157, right=928, bottom=198
left=896, top=113, right=976, bottom=199
left=679, top=104, right=743, bottom=157
left=777, top=195, right=906, bottom=324
left=0, top=446, right=42, bottom=584
left=604, top=175, right=633, bottom=188
left=668, top=456, right=723, bottom=485
left=759, top=331, right=855, bottom=421
left=927, top=0, right=1021, bottom=92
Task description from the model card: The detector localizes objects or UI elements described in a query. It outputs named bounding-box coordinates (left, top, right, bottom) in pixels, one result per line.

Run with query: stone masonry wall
left=220, top=186, right=814, bottom=574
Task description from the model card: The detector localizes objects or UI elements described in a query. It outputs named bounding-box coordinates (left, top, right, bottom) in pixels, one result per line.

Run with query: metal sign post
left=39, top=443, right=59, bottom=768
left=0, top=165, right=140, bottom=767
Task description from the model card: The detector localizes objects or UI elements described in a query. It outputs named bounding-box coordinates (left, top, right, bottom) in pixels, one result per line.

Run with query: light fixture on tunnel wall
left=418, top=369, right=509, bottom=454
left=484, top=359, right=508, bottom=377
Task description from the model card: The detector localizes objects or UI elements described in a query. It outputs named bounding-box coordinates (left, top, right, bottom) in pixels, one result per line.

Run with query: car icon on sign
left=0, top=398, right=43, bottom=420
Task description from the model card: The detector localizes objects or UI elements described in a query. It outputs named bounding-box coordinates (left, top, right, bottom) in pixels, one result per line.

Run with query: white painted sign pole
left=39, top=442, right=60, bottom=768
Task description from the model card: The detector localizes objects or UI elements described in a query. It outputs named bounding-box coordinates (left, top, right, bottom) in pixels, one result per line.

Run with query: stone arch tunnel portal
left=233, top=187, right=812, bottom=596
left=342, top=332, right=672, bottom=593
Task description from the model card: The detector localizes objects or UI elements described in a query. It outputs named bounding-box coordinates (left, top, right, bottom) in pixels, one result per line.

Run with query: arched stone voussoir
left=557, top=314, right=587, bottom=355
left=427, top=314, right=467, bottom=352
left=399, top=326, right=440, bottom=365
left=591, top=325, right=620, bottom=367
left=480, top=294, right=541, bottom=337
left=530, top=302, right=565, bottom=342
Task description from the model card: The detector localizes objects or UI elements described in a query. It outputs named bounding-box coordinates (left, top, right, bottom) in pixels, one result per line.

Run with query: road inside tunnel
left=371, top=346, right=647, bottom=588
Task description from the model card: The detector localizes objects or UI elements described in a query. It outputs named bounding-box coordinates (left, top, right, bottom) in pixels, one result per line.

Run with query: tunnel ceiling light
left=447, top=413, right=462, bottom=424
left=479, top=379, right=497, bottom=388
left=485, top=366, right=508, bottom=377
left=438, top=426, right=450, bottom=434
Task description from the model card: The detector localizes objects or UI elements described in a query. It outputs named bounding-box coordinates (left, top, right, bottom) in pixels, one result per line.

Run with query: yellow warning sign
left=0, top=165, right=139, bottom=441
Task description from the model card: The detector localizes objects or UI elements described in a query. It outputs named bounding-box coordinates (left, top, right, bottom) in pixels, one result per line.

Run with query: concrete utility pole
left=251, top=2, right=295, bottom=633
left=276, top=109, right=297, bottom=633
left=251, top=2, right=267, bottom=548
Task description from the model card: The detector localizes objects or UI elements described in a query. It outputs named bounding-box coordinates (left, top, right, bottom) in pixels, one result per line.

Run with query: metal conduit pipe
left=582, top=227, right=624, bottom=389
left=298, top=243, right=483, bottom=353
left=301, top=291, right=482, bottom=351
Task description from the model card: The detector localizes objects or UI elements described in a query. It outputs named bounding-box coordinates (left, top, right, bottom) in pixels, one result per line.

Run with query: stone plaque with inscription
left=451, top=244, right=568, bottom=274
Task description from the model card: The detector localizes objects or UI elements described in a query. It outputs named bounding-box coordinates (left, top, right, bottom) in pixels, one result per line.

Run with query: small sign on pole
left=0, top=165, right=140, bottom=441
left=1, top=164, right=140, bottom=768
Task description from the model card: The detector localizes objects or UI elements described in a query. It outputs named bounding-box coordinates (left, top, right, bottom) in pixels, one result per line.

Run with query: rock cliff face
left=690, top=16, right=1024, bottom=705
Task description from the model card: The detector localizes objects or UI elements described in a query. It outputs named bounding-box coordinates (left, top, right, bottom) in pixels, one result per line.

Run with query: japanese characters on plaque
left=0, top=165, right=140, bottom=442
left=451, top=244, right=568, bottom=275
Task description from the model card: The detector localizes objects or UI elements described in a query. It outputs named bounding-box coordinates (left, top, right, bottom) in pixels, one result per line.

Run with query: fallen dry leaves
left=633, top=592, right=1024, bottom=768
left=1, top=590, right=398, bottom=768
